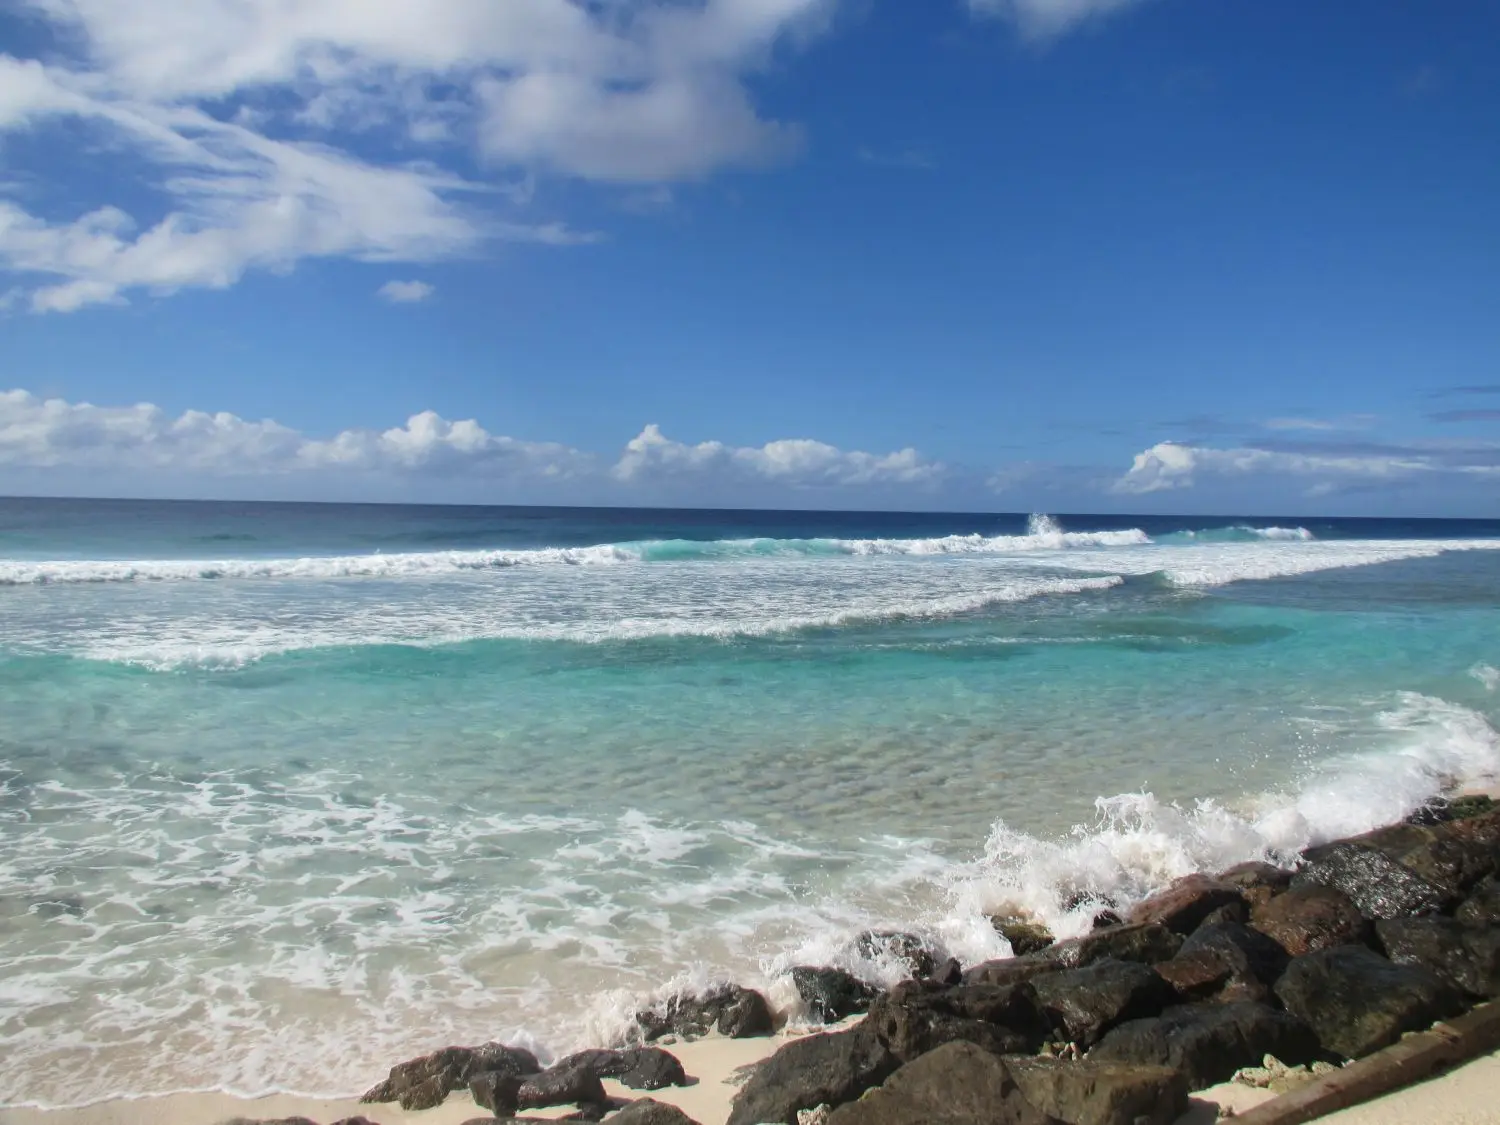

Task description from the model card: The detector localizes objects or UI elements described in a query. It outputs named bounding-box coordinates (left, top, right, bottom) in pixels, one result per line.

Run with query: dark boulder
left=1293, top=842, right=1449, bottom=919
left=963, top=955, right=1067, bottom=989
left=361, top=1043, right=541, bottom=1110
left=1334, top=816, right=1499, bottom=901
left=849, top=930, right=939, bottom=979
left=1455, top=875, right=1500, bottom=928
left=1030, top=959, right=1174, bottom=1047
left=608, top=1099, right=702, bottom=1125
left=1127, top=875, right=1245, bottom=935
left=1154, top=920, right=1291, bottom=1004
left=992, top=916, right=1056, bottom=956
left=1198, top=900, right=1249, bottom=928
left=824, top=1041, right=1063, bottom=1125
left=553, top=1047, right=687, bottom=1090
left=1090, top=1002, right=1319, bottom=1090
left=1250, top=884, right=1370, bottom=956
left=1376, top=916, right=1500, bottom=998
left=470, top=1071, right=524, bottom=1114
left=636, top=984, right=773, bottom=1041
left=517, top=1064, right=609, bottom=1110
left=1216, top=863, right=1292, bottom=912
left=1273, top=944, right=1463, bottom=1060
left=726, top=1023, right=899, bottom=1125
left=1042, top=923, right=1183, bottom=969
left=930, top=956, right=965, bottom=985
left=1408, top=794, right=1497, bottom=825
left=1004, top=1056, right=1190, bottom=1125
left=790, top=966, right=880, bottom=1023
left=865, top=980, right=1045, bottom=1062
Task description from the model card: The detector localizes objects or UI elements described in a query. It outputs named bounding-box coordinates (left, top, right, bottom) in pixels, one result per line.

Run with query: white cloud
left=612, top=423, right=944, bottom=488
left=0, top=0, right=830, bottom=309
left=1113, top=440, right=1498, bottom=495
left=378, top=279, right=435, bottom=303
left=0, top=390, right=943, bottom=498
left=968, top=0, right=1151, bottom=40
left=0, top=389, right=590, bottom=479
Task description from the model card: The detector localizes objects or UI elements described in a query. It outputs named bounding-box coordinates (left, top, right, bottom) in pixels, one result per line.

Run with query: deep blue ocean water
left=2, top=498, right=1499, bottom=1105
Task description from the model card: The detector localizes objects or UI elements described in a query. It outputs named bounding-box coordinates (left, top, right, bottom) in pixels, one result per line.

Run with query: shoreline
left=4, top=789, right=1498, bottom=1125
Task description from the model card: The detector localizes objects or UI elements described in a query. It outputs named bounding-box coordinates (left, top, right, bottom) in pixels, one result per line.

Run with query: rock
left=1293, top=842, right=1450, bottom=919
left=992, top=915, right=1056, bottom=956
left=553, top=1047, right=687, bottom=1090
left=361, top=1043, right=540, bottom=1109
left=1332, top=816, right=1499, bottom=901
left=1042, top=923, right=1184, bottom=969
left=470, top=1071, right=524, bottom=1114
left=1127, top=875, right=1245, bottom=935
left=1218, top=862, right=1294, bottom=912
left=1030, top=959, right=1174, bottom=1047
left=1407, top=794, right=1497, bottom=825
left=963, top=955, right=1067, bottom=989
left=607, top=1099, right=702, bottom=1125
left=930, top=957, right=964, bottom=985
left=637, top=984, right=773, bottom=1041
left=330, top=1119, right=382, bottom=1125
left=865, top=980, right=1046, bottom=1062
left=849, top=930, right=938, bottom=979
left=790, top=966, right=880, bottom=1023
left=1004, top=1056, right=1189, bottom=1125
left=798, top=1108, right=831, bottom=1125
left=1376, top=916, right=1500, bottom=998
left=1198, top=901, right=1249, bottom=928
left=1090, top=910, right=1124, bottom=931
left=1456, top=875, right=1500, bottom=927
left=1273, top=944, right=1463, bottom=1060
left=1091, top=1002, right=1319, bottom=1090
left=1250, top=884, right=1371, bottom=956
left=726, top=1024, right=899, bottom=1125
left=1154, top=920, right=1291, bottom=1004
left=517, top=1064, right=609, bottom=1110
left=824, top=1041, right=1063, bottom=1125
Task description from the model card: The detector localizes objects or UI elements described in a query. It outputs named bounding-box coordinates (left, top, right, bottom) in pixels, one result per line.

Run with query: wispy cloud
left=1430, top=409, right=1500, bottom=424
left=0, top=0, right=831, bottom=310
left=1429, top=385, right=1500, bottom=398
left=377, top=280, right=435, bottom=304
left=967, top=0, right=1154, bottom=41
left=1114, top=439, right=1500, bottom=495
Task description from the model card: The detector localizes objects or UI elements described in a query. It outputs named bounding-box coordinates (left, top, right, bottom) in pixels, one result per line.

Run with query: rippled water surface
left=2, top=499, right=1499, bottom=1106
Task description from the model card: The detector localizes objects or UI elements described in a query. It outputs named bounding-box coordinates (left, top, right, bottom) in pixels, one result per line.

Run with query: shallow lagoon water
left=2, top=500, right=1498, bottom=1106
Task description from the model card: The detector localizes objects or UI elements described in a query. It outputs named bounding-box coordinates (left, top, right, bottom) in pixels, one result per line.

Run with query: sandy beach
left=6, top=1033, right=1500, bottom=1125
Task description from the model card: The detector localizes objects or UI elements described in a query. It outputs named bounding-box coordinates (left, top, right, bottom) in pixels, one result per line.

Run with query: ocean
left=2, top=497, right=1499, bottom=1108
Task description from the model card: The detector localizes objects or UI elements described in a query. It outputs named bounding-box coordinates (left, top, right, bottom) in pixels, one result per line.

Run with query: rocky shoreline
left=238, top=794, right=1500, bottom=1125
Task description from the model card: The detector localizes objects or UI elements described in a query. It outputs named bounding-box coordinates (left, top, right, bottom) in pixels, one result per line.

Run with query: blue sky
left=0, top=0, right=1497, bottom=514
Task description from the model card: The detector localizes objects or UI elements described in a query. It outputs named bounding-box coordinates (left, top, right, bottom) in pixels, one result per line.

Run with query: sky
left=0, top=0, right=1497, bottom=515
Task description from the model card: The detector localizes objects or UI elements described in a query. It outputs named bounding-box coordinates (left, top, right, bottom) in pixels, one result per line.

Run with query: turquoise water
left=2, top=500, right=1499, bottom=1106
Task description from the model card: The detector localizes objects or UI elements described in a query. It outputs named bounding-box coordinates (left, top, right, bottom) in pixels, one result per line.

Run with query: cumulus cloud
left=1114, top=440, right=1499, bottom=495
left=0, top=389, right=591, bottom=479
left=967, top=0, right=1153, bottom=40
left=0, top=0, right=829, bottom=310
left=0, top=390, right=944, bottom=500
left=612, top=423, right=945, bottom=488
left=378, top=279, right=435, bottom=303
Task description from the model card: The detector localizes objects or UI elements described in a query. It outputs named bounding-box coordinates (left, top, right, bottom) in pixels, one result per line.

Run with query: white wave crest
left=942, top=692, right=1500, bottom=950
left=78, top=574, right=1129, bottom=670
left=1473, top=664, right=1500, bottom=692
